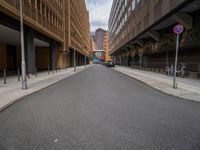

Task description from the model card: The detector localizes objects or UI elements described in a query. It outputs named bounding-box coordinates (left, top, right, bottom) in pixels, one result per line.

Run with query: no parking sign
left=173, top=24, right=184, bottom=34
left=172, top=24, right=184, bottom=89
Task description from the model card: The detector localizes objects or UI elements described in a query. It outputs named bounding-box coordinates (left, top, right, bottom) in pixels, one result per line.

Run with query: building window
left=132, top=0, right=136, bottom=11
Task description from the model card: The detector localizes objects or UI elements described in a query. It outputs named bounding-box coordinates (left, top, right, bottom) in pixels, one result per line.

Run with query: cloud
left=86, top=0, right=113, bottom=32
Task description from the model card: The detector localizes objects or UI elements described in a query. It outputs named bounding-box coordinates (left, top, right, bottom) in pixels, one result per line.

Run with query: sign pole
left=173, top=33, right=180, bottom=89
left=173, top=24, right=184, bottom=89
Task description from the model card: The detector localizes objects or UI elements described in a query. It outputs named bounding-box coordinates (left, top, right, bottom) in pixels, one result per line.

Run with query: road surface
left=0, top=65, right=200, bottom=150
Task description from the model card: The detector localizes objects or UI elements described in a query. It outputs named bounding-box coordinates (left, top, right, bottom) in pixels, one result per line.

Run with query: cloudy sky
left=86, top=0, right=113, bottom=32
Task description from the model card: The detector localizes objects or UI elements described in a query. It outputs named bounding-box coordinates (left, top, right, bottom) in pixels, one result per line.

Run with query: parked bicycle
left=178, top=63, right=189, bottom=78
left=165, top=63, right=189, bottom=78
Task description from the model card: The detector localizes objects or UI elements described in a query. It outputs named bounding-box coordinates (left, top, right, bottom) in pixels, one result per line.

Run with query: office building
left=109, top=0, right=200, bottom=76
left=0, top=0, right=90, bottom=75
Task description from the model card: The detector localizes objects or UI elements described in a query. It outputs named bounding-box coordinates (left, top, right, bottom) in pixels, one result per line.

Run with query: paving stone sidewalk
left=0, top=65, right=90, bottom=111
left=113, top=66, right=200, bottom=102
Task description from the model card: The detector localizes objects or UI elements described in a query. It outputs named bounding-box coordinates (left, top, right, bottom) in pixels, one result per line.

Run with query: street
left=0, top=65, right=200, bottom=150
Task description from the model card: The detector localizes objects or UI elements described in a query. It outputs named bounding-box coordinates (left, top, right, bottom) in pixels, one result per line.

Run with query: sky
left=86, top=0, right=113, bottom=32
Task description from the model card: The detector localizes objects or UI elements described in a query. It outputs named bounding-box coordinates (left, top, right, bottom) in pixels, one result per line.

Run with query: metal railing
left=2, top=0, right=63, bottom=39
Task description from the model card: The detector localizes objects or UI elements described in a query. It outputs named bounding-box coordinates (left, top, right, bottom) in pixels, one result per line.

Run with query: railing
left=2, top=0, right=64, bottom=40
left=131, top=62, right=200, bottom=72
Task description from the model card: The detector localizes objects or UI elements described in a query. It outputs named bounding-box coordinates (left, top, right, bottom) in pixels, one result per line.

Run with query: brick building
left=0, top=0, right=90, bottom=75
left=109, top=0, right=200, bottom=76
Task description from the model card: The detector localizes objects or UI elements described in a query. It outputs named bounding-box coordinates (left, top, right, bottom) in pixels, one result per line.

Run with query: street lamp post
left=20, top=0, right=27, bottom=90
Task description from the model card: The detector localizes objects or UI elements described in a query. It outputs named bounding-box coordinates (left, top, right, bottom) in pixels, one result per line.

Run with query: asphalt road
left=0, top=65, right=200, bottom=150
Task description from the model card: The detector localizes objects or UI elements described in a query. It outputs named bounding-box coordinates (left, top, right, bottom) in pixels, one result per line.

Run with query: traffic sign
left=172, top=24, right=184, bottom=89
left=173, top=24, right=184, bottom=34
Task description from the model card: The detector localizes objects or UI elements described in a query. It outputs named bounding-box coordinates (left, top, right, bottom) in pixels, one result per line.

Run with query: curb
left=111, top=68, right=200, bottom=104
left=0, top=67, right=88, bottom=112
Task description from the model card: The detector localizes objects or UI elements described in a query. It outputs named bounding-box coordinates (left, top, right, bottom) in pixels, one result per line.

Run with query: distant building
left=95, top=28, right=107, bottom=50
left=90, top=33, right=96, bottom=52
left=92, top=29, right=112, bottom=63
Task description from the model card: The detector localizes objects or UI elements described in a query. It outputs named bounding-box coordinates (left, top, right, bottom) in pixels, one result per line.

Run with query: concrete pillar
left=70, top=50, right=74, bottom=67
left=82, top=55, right=84, bottom=65
left=80, top=55, right=82, bottom=65
left=119, top=55, right=122, bottom=65
left=78, top=54, right=80, bottom=66
left=126, top=56, right=128, bottom=66
left=25, top=29, right=35, bottom=74
left=50, top=40, right=57, bottom=70
left=139, top=55, right=143, bottom=68
left=76, top=53, right=79, bottom=66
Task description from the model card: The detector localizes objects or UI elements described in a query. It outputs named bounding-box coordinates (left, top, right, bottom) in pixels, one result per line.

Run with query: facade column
left=119, top=55, right=122, bottom=65
left=25, top=29, right=35, bottom=74
left=82, top=55, right=84, bottom=65
left=139, top=48, right=144, bottom=68
left=50, top=40, right=57, bottom=70
left=70, top=50, right=74, bottom=67
left=76, top=53, right=79, bottom=66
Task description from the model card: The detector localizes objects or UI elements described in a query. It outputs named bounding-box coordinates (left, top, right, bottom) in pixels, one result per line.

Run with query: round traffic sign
left=174, top=24, right=184, bottom=34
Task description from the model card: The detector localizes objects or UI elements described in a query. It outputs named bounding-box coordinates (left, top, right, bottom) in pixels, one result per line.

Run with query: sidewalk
left=113, top=66, right=200, bottom=102
left=0, top=65, right=91, bottom=111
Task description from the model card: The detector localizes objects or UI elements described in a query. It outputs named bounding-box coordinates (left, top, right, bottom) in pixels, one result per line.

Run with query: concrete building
left=65, top=0, right=90, bottom=68
left=92, top=28, right=105, bottom=64
left=0, top=0, right=90, bottom=75
left=90, top=33, right=96, bottom=52
left=92, top=28, right=111, bottom=63
left=109, top=0, right=200, bottom=77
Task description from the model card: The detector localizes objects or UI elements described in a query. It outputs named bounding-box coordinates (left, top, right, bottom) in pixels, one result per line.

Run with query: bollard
left=3, top=69, right=7, bottom=84
left=18, top=68, right=20, bottom=81
left=48, top=65, right=50, bottom=75
left=27, top=73, right=30, bottom=79
left=35, top=68, right=37, bottom=78
left=52, top=66, right=54, bottom=73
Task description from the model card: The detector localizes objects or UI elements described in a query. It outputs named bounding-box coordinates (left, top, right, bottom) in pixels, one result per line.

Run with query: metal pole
left=35, top=67, right=37, bottom=78
left=18, top=68, right=20, bottom=81
left=20, top=0, right=27, bottom=90
left=173, top=34, right=180, bottom=89
left=48, top=65, right=50, bottom=75
left=85, top=56, right=86, bottom=68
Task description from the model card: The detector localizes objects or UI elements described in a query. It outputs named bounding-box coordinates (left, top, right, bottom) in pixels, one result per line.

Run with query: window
left=132, top=0, right=136, bottom=11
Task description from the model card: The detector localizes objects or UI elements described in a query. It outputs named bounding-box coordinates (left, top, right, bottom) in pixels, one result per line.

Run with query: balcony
left=0, top=0, right=64, bottom=41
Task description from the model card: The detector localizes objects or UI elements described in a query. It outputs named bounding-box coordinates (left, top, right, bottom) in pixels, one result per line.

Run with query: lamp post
left=20, top=0, right=27, bottom=90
